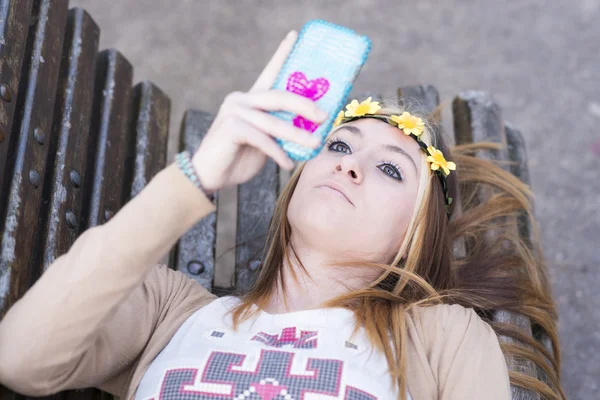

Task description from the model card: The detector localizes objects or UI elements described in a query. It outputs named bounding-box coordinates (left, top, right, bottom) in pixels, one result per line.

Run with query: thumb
left=250, top=30, right=297, bottom=92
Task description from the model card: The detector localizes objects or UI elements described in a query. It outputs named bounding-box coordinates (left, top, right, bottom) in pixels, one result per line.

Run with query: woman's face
left=287, top=118, right=424, bottom=264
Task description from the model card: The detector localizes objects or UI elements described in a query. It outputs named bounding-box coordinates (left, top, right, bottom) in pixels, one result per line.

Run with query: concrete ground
left=71, top=0, right=600, bottom=398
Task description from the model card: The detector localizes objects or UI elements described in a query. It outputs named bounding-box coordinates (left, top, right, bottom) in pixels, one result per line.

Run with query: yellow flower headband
left=333, top=97, right=456, bottom=217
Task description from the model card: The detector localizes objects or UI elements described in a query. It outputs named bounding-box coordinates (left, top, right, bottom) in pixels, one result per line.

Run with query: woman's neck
left=261, top=244, right=377, bottom=314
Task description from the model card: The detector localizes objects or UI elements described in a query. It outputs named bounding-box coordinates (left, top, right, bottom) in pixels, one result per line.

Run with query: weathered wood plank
left=506, top=123, right=557, bottom=394
left=0, top=0, right=68, bottom=316
left=453, top=91, right=508, bottom=161
left=505, top=124, right=530, bottom=185
left=452, top=91, right=539, bottom=400
left=0, top=0, right=33, bottom=233
left=124, top=81, right=170, bottom=200
left=39, top=7, right=99, bottom=271
left=80, top=49, right=133, bottom=230
left=398, top=84, right=440, bottom=117
left=505, top=123, right=533, bottom=245
left=173, top=110, right=217, bottom=291
left=453, top=91, right=508, bottom=223
left=235, top=159, right=280, bottom=294
left=47, top=21, right=134, bottom=400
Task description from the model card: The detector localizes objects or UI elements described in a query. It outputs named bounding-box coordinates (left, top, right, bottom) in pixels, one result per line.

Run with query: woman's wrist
left=175, top=151, right=216, bottom=202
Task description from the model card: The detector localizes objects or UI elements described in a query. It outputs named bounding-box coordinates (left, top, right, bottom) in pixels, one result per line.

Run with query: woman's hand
left=191, top=30, right=327, bottom=194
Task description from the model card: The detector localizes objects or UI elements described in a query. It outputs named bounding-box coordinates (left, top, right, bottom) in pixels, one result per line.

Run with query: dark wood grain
left=0, top=0, right=33, bottom=235
left=80, top=49, right=133, bottom=230
left=506, top=123, right=556, bottom=393
left=0, top=3, right=170, bottom=400
left=39, top=7, right=99, bottom=271
left=123, top=81, right=170, bottom=200
left=235, top=159, right=280, bottom=294
left=505, top=123, right=533, bottom=245
left=172, top=110, right=218, bottom=291
left=452, top=91, right=540, bottom=400
left=398, top=84, right=441, bottom=118
left=0, top=0, right=68, bottom=317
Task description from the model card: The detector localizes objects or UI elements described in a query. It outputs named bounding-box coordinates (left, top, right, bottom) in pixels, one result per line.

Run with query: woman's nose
left=335, top=156, right=363, bottom=182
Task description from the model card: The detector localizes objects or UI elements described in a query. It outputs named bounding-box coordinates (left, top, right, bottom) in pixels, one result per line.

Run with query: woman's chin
left=293, top=210, right=352, bottom=238
left=287, top=193, right=355, bottom=237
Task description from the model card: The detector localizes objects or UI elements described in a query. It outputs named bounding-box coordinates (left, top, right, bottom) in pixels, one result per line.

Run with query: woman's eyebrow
left=338, top=125, right=364, bottom=138
left=337, top=125, right=418, bottom=174
left=381, top=144, right=417, bottom=174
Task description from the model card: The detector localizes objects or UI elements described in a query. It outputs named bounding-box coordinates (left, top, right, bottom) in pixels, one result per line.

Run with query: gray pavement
left=71, top=0, right=600, bottom=398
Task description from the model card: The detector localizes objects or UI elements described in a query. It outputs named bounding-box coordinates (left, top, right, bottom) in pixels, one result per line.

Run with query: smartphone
left=270, top=20, right=372, bottom=161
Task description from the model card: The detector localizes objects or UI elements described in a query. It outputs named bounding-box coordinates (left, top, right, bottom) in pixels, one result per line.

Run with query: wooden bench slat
left=505, top=124, right=531, bottom=185
left=505, top=123, right=557, bottom=392
left=81, top=49, right=133, bottom=230
left=398, top=84, right=440, bottom=116
left=453, top=91, right=508, bottom=157
left=0, top=0, right=33, bottom=232
left=452, top=91, right=540, bottom=400
left=505, top=124, right=533, bottom=244
left=0, top=0, right=69, bottom=316
left=124, top=81, right=170, bottom=200
left=453, top=91, right=509, bottom=233
left=235, top=159, right=280, bottom=294
left=40, top=8, right=99, bottom=271
left=173, top=110, right=217, bottom=291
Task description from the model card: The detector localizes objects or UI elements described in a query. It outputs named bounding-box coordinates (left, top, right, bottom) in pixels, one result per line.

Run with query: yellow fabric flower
left=390, top=112, right=425, bottom=137
left=426, top=146, right=456, bottom=176
left=333, top=110, right=345, bottom=127
left=344, top=97, right=382, bottom=117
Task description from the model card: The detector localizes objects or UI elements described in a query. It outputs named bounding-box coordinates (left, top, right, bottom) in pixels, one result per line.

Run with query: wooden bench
left=0, top=1, right=558, bottom=399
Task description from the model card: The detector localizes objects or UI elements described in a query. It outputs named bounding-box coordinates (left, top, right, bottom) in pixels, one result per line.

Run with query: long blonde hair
left=228, top=100, right=564, bottom=400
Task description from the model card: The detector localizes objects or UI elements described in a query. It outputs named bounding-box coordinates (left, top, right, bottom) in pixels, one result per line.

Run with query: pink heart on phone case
left=287, top=71, right=330, bottom=133
left=286, top=71, right=330, bottom=101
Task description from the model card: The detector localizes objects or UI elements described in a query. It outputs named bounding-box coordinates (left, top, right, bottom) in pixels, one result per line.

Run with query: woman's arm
left=0, top=30, right=327, bottom=397
left=0, top=163, right=216, bottom=396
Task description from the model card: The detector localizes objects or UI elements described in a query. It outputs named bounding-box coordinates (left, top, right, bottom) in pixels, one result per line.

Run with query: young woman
left=0, top=31, right=563, bottom=400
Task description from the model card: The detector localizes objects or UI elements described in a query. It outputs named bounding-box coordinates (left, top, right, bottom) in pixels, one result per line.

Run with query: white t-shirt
left=135, top=296, right=411, bottom=400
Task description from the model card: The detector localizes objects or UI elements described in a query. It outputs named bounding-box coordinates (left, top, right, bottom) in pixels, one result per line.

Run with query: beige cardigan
left=0, top=163, right=511, bottom=400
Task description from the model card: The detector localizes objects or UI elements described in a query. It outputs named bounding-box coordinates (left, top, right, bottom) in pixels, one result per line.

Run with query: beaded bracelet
left=175, top=151, right=215, bottom=203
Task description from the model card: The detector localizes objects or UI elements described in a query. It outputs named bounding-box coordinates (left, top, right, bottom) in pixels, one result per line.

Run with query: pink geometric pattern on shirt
left=286, top=71, right=330, bottom=133
left=344, top=386, right=378, bottom=400
left=251, top=327, right=318, bottom=349
left=147, top=348, right=347, bottom=400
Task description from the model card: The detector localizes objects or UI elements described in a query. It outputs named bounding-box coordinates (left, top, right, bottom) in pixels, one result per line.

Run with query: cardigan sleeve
left=0, top=164, right=216, bottom=396
left=416, top=304, right=512, bottom=399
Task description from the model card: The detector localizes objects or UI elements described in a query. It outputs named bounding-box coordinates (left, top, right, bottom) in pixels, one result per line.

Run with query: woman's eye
left=379, top=164, right=403, bottom=181
left=327, top=139, right=404, bottom=181
left=327, top=140, right=350, bottom=153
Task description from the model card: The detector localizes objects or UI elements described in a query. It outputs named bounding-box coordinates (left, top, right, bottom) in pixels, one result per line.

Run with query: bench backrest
left=0, top=2, right=169, bottom=399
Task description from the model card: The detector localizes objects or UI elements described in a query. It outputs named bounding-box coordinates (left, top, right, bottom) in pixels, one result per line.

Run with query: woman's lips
left=317, top=185, right=353, bottom=205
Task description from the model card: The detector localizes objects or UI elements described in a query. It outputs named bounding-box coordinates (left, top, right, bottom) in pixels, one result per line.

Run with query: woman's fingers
left=250, top=30, right=297, bottom=92
left=236, top=107, right=322, bottom=148
left=237, top=126, right=295, bottom=170
left=239, top=90, right=328, bottom=124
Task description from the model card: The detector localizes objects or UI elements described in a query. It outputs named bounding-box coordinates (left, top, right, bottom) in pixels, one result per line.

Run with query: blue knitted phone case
left=270, top=20, right=371, bottom=161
